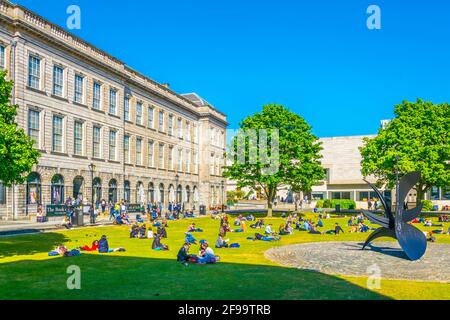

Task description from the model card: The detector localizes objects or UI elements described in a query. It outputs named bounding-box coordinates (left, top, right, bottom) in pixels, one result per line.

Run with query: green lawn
left=0, top=214, right=449, bottom=300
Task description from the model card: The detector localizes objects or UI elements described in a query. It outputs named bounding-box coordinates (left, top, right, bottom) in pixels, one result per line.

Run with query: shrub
left=421, top=200, right=434, bottom=212
left=323, top=199, right=332, bottom=208
left=315, top=200, right=324, bottom=208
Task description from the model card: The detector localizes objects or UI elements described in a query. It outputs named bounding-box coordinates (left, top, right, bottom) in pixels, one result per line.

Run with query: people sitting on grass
left=130, top=223, right=139, bottom=238
left=139, top=224, right=147, bottom=238
left=157, top=225, right=168, bottom=238
left=80, top=240, right=99, bottom=252
left=234, top=220, right=247, bottom=232
left=188, top=223, right=203, bottom=232
left=147, top=227, right=154, bottom=239
left=358, top=222, right=370, bottom=233
left=61, top=215, right=73, bottom=230
left=250, top=219, right=265, bottom=229
left=316, top=219, right=324, bottom=228
left=279, top=223, right=293, bottom=235
left=215, top=233, right=230, bottom=248
left=308, top=223, right=322, bottom=234
left=197, top=240, right=218, bottom=264
left=426, top=231, right=437, bottom=242
left=185, top=232, right=197, bottom=244
left=246, top=214, right=255, bottom=221
left=249, top=232, right=280, bottom=241
left=177, top=242, right=196, bottom=266
left=152, top=233, right=169, bottom=250
left=332, top=223, right=345, bottom=235
left=98, top=235, right=126, bottom=253
left=265, top=223, right=275, bottom=235
left=184, top=210, right=195, bottom=218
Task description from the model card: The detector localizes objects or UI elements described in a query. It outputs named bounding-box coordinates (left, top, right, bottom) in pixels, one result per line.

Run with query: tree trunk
left=267, top=197, right=273, bottom=218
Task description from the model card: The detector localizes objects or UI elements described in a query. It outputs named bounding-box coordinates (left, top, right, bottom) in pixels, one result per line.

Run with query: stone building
left=0, top=1, right=227, bottom=219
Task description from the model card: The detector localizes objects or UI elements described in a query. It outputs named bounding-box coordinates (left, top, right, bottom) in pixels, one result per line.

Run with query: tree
left=223, top=104, right=324, bottom=217
left=0, top=70, right=40, bottom=187
left=360, top=99, right=450, bottom=206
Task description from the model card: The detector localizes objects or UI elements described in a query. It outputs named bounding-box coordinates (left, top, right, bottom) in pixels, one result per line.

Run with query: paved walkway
left=0, top=216, right=114, bottom=236
left=265, top=241, right=450, bottom=282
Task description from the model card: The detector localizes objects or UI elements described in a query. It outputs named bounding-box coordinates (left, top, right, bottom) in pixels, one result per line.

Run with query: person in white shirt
left=265, top=224, right=273, bottom=235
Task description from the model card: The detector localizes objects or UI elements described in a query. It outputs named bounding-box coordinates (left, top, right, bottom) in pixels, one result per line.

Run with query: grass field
left=0, top=214, right=449, bottom=300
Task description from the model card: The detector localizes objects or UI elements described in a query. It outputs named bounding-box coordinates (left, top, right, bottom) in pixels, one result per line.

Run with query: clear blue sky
left=15, top=0, right=450, bottom=137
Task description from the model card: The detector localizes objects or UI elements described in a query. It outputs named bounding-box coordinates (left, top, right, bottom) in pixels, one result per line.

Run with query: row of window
left=28, top=109, right=206, bottom=173
left=123, top=135, right=200, bottom=173
left=26, top=54, right=201, bottom=141
left=24, top=172, right=199, bottom=206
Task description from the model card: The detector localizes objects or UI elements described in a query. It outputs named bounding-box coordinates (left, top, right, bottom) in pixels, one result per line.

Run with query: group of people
left=177, top=240, right=218, bottom=266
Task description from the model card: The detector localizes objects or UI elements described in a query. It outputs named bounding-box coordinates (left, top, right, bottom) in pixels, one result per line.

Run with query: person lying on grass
left=249, top=233, right=280, bottom=241
left=98, top=235, right=126, bottom=253
left=185, top=232, right=197, bottom=244
left=326, top=223, right=344, bottom=235
left=152, top=233, right=169, bottom=250
left=308, top=223, right=322, bottom=235
left=80, top=240, right=99, bottom=252
left=49, top=244, right=81, bottom=257
left=188, top=223, right=203, bottom=232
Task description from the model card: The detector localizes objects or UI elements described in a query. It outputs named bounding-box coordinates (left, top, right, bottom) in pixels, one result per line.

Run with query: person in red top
left=80, top=240, right=99, bottom=252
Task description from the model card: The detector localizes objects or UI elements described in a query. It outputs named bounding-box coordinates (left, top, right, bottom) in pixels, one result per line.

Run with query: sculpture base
left=265, top=241, right=450, bottom=282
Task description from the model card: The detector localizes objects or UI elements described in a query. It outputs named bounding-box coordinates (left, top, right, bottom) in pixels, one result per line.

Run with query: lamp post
left=221, top=180, right=225, bottom=213
left=88, top=163, right=96, bottom=206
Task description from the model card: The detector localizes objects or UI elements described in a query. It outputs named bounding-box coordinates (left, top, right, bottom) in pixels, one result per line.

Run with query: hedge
left=316, top=199, right=356, bottom=210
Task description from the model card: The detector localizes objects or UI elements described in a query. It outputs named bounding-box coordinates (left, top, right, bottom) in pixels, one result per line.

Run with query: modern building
left=0, top=1, right=227, bottom=220
left=227, top=134, right=450, bottom=210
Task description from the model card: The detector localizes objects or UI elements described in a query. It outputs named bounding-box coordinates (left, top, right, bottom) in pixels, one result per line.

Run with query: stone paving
left=265, top=241, right=450, bottom=282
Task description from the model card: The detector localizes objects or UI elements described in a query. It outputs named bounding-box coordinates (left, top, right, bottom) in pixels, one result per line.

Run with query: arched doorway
left=73, top=176, right=84, bottom=200
left=27, top=172, right=41, bottom=206
left=148, top=182, right=155, bottom=204
left=108, top=179, right=118, bottom=203
left=177, top=184, right=182, bottom=203
left=185, top=186, right=191, bottom=204
left=159, top=183, right=165, bottom=204
left=168, top=184, right=175, bottom=203
left=124, top=180, right=130, bottom=203
left=93, top=177, right=102, bottom=205
left=51, top=174, right=64, bottom=204
left=136, top=181, right=145, bottom=204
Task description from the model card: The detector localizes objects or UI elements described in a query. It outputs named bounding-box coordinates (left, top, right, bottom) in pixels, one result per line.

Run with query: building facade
left=228, top=135, right=450, bottom=210
left=0, top=1, right=227, bottom=219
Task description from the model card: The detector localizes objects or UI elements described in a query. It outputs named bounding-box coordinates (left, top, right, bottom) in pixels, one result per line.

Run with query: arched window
left=73, top=176, right=84, bottom=200
left=148, top=182, right=155, bottom=204
left=124, top=180, right=130, bottom=203
left=136, top=181, right=145, bottom=204
left=93, top=177, right=102, bottom=205
left=27, top=172, right=42, bottom=206
left=51, top=174, right=64, bottom=204
left=108, top=179, right=118, bottom=203
left=177, top=184, right=182, bottom=203
left=185, top=186, right=191, bottom=204
left=159, top=183, right=165, bottom=204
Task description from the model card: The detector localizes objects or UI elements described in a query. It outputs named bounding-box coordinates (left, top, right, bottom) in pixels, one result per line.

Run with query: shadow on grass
left=0, top=253, right=390, bottom=300
left=0, top=232, right=70, bottom=258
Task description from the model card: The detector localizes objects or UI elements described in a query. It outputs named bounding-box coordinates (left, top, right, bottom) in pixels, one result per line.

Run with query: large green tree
left=223, top=104, right=324, bottom=216
left=360, top=99, right=450, bottom=205
left=0, top=70, right=40, bottom=187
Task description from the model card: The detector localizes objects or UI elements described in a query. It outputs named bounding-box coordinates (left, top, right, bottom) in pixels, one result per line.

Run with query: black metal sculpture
left=362, top=169, right=427, bottom=261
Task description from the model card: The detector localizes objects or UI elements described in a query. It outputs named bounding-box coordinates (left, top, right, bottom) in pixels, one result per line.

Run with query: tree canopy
left=360, top=99, right=450, bottom=204
left=0, top=70, right=40, bottom=187
left=223, top=104, right=324, bottom=216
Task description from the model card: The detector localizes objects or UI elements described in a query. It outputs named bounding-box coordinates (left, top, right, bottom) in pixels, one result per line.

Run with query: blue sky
left=15, top=0, right=450, bottom=137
